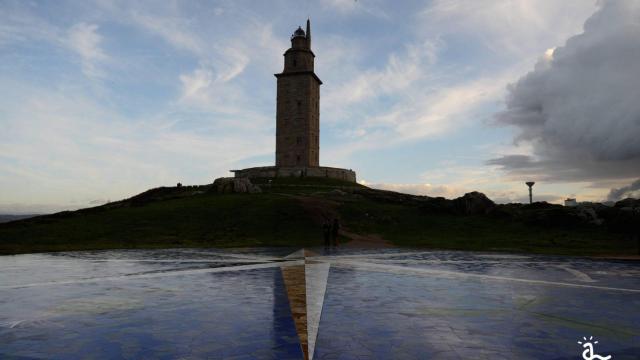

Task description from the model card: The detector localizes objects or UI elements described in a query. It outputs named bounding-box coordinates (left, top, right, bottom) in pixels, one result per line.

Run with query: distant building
left=231, top=19, right=356, bottom=182
left=564, top=198, right=577, bottom=207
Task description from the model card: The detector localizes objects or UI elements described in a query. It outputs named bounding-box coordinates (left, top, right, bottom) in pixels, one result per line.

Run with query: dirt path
left=339, top=230, right=394, bottom=248
left=284, top=193, right=395, bottom=248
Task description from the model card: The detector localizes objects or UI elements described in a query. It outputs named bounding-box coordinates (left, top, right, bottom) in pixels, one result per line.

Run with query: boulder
left=452, top=192, right=495, bottom=215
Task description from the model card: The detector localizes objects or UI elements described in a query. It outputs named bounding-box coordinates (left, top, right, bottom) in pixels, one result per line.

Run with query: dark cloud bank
left=489, top=0, right=640, bottom=200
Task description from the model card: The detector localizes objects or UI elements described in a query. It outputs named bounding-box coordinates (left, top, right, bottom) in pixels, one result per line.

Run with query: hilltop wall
left=231, top=166, right=356, bottom=183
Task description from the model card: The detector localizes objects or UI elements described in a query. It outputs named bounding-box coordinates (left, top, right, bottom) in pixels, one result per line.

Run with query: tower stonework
left=275, top=20, right=321, bottom=167
left=230, top=19, right=356, bottom=183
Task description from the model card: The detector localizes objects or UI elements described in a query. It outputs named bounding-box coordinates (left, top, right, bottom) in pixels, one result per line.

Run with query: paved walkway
left=0, top=248, right=638, bottom=359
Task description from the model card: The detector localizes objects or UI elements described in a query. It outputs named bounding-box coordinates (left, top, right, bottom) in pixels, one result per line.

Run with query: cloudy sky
left=1, top=0, right=639, bottom=213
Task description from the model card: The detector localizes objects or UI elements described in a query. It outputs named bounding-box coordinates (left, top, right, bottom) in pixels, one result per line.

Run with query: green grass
left=0, top=180, right=636, bottom=256
left=337, top=197, right=635, bottom=256
left=0, top=192, right=321, bottom=254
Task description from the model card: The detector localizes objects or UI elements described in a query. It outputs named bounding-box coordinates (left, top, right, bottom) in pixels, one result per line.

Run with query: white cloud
left=322, top=70, right=515, bottom=164
left=129, top=11, right=204, bottom=54
left=179, top=67, right=213, bottom=102
left=0, top=78, right=272, bottom=213
left=66, top=22, right=107, bottom=78
left=325, top=40, right=439, bottom=108
left=420, top=0, right=597, bottom=58
left=121, top=5, right=282, bottom=85
left=0, top=10, right=108, bottom=78
left=387, top=72, right=510, bottom=141
left=320, top=0, right=390, bottom=19
left=212, top=45, right=250, bottom=83
left=0, top=6, right=61, bottom=46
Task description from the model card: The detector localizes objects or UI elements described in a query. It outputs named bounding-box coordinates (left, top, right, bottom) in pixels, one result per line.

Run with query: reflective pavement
left=0, top=248, right=638, bottom=359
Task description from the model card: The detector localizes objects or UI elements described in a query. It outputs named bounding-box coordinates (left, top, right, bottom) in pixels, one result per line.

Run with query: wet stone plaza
left=0, top=248, right=639, bottom=359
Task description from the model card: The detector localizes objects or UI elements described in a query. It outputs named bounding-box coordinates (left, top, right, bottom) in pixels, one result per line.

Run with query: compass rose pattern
left=0, top=248, right=639, bottom=359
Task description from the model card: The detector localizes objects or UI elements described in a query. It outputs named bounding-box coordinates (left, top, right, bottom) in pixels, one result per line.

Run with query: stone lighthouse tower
left=275, top=19, right=322, bottom=167
left=230, top=20, right=356, bottom=183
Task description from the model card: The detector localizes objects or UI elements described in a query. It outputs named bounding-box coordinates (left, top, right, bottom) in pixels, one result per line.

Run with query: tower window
left=296, top=155, right=301, bottom=164
left=293, top=58, right=297, bottom=67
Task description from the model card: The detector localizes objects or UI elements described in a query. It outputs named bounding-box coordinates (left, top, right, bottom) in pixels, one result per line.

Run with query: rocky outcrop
left=353, top=188, right=497, bottom=215
left=212, top=177, right=262, bottom=194
left=452, top=192, right=496, bottom=215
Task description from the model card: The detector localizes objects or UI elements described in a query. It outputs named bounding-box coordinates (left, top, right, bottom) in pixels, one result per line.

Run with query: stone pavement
left=0, top=248, right=638, bottom=359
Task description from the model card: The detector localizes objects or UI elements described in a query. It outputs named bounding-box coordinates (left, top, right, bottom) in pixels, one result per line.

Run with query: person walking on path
left=322, top=222, right=331, bottom=248
left=331, top=218, right=340, bottom=247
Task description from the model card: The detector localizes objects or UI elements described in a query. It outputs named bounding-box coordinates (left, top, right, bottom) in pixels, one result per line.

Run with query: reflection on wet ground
left=0, top=248, right=638, bottom=359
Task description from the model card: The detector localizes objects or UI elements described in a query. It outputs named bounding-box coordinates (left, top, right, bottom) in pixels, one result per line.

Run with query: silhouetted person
left=322, top=222, right=331, bottom=248
left=331, top=218, right=340, bottom=247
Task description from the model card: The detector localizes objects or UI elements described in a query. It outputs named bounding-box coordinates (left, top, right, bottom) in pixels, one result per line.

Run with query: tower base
left=230, top=166, right=356, bottom=183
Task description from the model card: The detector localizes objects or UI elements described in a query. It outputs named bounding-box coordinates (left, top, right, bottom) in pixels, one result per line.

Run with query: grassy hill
left=0, top=177, right=637, bottom=256
left=0, top=214, right=38, bottom=223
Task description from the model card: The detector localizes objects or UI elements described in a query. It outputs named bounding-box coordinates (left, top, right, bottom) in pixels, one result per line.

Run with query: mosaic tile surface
left=0, top=248, right=638, bottom=359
